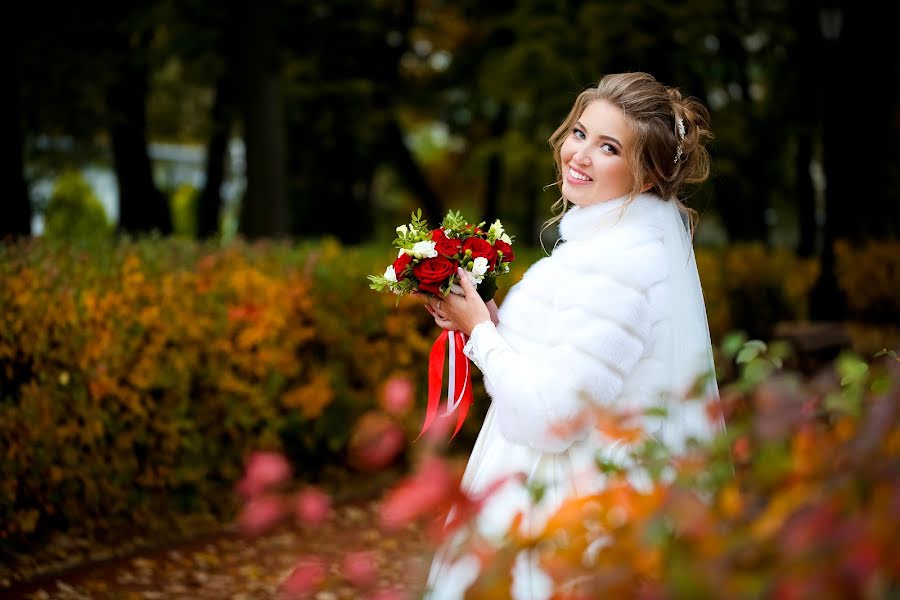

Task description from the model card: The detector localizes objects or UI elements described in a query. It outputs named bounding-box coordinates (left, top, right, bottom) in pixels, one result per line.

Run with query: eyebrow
left=575, top=120, right=622, bottom=148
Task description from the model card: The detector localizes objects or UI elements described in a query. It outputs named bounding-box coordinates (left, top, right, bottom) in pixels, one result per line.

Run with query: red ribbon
left=416, top=330, right=474, bottom=442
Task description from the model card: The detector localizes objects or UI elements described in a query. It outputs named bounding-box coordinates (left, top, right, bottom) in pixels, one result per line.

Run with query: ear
left=640, top=181, right=653, bottom=192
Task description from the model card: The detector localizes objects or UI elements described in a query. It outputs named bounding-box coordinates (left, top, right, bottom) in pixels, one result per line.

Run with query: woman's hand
left=424, top=268, right=492, bottom=336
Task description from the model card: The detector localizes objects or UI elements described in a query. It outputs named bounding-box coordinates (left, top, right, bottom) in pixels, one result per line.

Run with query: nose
left=573, top=147, right=591, bottom=165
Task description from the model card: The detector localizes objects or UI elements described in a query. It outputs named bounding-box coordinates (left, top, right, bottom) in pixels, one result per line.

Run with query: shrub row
left=1, top=236, right=896, bottom=549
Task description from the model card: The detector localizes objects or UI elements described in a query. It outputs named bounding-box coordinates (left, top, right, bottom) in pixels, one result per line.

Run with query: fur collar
left=558, top=193, right=665, bottom=242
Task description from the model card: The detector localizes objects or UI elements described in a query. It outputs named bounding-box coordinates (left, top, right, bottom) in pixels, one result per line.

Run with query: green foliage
left=42, top=171, right=111, bottom=241
left=170, top=184, right=198, bottom=238
left=440, top=210, right=476, bottom=233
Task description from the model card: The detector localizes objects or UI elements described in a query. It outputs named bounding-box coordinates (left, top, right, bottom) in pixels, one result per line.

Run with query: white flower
left=500, top=233, right=511, bottom=244
left=398, top=248, right=406, bottom=258
left=470, top=256, right=489, bottom=279
left=383, top=265, right=398, bottom=282
left=405, top=240, right=438, bottom=259
left=458, top=257, right=489, bottom=288
left=396, top=224, right=409, bottom=235
left=489, top=219, right=505, bottom=239
left=462, top=271, right=481, bottom=287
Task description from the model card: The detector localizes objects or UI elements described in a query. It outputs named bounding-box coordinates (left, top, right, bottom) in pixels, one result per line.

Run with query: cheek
left=559, top=140, right=576, bottom=164
left=609, top=162, right=636, bottom=189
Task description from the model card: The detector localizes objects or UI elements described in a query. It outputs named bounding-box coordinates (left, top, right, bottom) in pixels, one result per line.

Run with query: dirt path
left=2, top=500, right=431, bottom=600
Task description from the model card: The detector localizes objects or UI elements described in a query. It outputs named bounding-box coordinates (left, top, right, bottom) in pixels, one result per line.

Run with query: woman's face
left=559, top=100, right=637, bottom=207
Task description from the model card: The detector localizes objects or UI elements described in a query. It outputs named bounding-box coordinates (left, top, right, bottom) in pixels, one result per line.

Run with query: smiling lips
left=566, top=166, right=593, bottom=184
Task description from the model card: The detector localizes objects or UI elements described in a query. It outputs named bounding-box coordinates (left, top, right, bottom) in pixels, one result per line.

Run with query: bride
left=421, top=72, right=724, bottom=599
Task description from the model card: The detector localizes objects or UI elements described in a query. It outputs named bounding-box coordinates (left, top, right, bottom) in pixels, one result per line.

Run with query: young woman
left=423, top=72, right=723, bottom=599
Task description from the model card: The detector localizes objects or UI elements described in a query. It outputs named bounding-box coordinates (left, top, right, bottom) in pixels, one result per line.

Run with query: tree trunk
left=810, top=3, right=847, bottom=320
left=108, top=47, right=172, bottom=235
left=197, top=74, right=235, bottom=239
left=385, top=117, right=443, bottom=226
left=714, top=0, right=769, bottom=243
left=795, top=132, right=816, bottom=257
left=2, top=21, right=31, bottom=238
left=483, top=103, right=509, bottom=226
left=843, top=2, right=896, bottom=240
left=235, top=0, right=288, bottom=239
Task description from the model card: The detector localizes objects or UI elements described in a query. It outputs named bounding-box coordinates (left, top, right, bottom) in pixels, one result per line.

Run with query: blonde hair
left=542, top=72, right=712, bottom=245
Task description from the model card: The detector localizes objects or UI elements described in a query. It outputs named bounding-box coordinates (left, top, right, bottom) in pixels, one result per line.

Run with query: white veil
left=654, top=197, right=725, bottom=453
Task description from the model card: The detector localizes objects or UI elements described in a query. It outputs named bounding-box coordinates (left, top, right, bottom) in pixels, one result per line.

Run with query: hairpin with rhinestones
left=674, top=117, right=686, bottom=163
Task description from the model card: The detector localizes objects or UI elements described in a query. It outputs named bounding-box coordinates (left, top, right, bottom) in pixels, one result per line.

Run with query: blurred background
left=2, top=0, right=900, bottom=594
left=6, top=1, right=898, bottom=247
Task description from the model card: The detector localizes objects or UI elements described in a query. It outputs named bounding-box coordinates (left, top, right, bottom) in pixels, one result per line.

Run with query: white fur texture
left=465, top=196, right=670, bottom=453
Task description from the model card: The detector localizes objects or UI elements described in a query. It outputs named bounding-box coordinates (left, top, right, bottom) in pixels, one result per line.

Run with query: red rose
left=462, top=237, right=498, bottom=269
left=392, top=253, right=413, bottom=280
left=493, top=240, right=515, bottom=263
left=412, top=256, right=458, bottom=295
left=430, top=228, right=447, bottom=242
left=435, top=236, right=462, bottom=258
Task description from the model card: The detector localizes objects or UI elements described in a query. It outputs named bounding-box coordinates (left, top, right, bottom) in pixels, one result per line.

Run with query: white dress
left=424, top=193, right=722, bottom=599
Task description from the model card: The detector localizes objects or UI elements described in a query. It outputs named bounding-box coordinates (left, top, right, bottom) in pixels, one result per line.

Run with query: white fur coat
left=426, top=193, right=714, bottom=600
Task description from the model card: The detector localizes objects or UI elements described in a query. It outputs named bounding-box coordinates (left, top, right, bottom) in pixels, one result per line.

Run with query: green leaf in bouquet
left=409, top=208, right=428, bottom=233
left=367, top=274, right=394, bottom=292
left=441, top=210, right=468, bottom=233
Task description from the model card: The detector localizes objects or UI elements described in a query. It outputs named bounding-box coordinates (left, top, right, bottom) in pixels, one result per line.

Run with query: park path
left=3, top=499, right=431, bottom=600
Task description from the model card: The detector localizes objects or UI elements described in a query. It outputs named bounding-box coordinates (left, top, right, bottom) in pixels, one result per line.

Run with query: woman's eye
left=573, top=127, right=586, bottom=140
left=600, top=143, right=617, bottom=155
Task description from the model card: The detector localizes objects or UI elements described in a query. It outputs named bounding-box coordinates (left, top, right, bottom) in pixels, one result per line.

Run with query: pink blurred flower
left=280, top=557, right=327, bottom=598
left=295, top=486, right=332, bottom=527
left=380, top=456, right=456, bottom=530
left=381, top=376, right=414, bottom=416
left=348, top=411, right=407, bottom=472
left=239, top=495, right=285, bottom=536
left=421, top=410, right=457, bottom=445
left=341, top=550, right=378, bottom=587
left=237, top=451, right=292, bottom=498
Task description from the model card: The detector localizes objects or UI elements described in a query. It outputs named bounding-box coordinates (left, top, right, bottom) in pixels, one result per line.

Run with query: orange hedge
left=2, top=236, right=888, bottom=549
left=0, top=237, right=441, bottom=546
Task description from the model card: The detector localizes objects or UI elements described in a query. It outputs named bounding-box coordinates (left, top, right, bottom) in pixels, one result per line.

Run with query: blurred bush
left=835, top=240, right=900, bottom=355
left=458, top=344, right=900, bottom=598
left=697, top=243, right=820, bottom=342
left=170, top=184, right=198, bottom=238
left=1, top=236, right=892, bottom=553
left=42, top=171, right=112, bottom=241
left=0, top=237, right=439, bottom=549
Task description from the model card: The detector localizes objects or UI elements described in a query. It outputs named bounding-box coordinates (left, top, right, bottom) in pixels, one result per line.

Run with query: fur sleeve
left=466, top=234, right=666, bottom=453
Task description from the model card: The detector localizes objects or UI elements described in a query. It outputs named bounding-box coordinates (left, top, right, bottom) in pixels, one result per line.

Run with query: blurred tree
left=15, top=1, right=172, bottom=235
left=811, top=0, right=899, bottom=320
left=8, top=0, right=897, bottom=259
left=1, top=22, right=31, bottom=238
left=235, top=0, right=289, bottom=239
left=404, top=0, right=581, bottom=244
left=107, top=23, right=173, bottom=236
left=283, top=0, right=443, bottom=243
left=197, top=69, right=237, bottom=239
left=43, top=171, right=112, bottom=241
left=155, top=0, right=239, bottom=239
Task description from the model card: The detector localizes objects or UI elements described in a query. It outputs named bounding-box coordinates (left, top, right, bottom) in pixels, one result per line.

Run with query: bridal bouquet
left=368, top=209, right=515, bottom=303
left=369, top=209, right=515, bottom=441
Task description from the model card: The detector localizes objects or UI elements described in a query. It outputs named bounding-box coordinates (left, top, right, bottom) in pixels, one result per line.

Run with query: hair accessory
left=674, top=116, right=686, bottom=163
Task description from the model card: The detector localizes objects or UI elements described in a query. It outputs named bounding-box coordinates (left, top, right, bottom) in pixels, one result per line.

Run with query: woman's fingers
left=455, top=268, right=476, bottom=298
